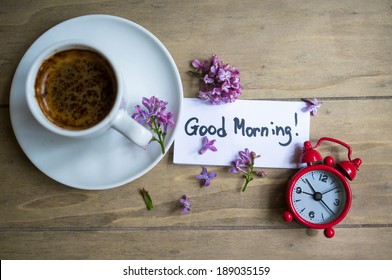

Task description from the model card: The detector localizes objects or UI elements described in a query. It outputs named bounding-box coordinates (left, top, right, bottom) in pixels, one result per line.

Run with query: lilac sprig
left=229, top=148, right=266, bottom=192
left=132, top=96, right=175, bottom=154
left=189, top=54, right=242, bottom=105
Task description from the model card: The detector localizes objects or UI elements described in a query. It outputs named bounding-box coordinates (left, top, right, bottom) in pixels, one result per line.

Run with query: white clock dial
left=292, top=170, right=347, bottom=224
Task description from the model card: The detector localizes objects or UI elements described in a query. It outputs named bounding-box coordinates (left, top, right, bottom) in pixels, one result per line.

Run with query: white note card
left=173, top=98, right=310, bottom=169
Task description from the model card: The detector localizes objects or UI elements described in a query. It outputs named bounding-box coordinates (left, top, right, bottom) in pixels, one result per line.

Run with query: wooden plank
left=2, top=0, right=392, bottom=104
left=1, top=227, right=391, bottom=259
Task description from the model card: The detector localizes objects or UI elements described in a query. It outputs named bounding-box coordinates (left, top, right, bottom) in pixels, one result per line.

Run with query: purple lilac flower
left=229, top=148, right=266, bottom=192
left=180, top=195, right=191, bottom=214
left=239, top=148, right=258, bottom=165
left=197, top=167, right=217, bottom=187
left=199, top=136, right=218, bottom=154
left=229, top=159, right=246, bottom=174
left=189, top=54, right=242, bottom=105
left=192, top=59, right=210, bottom=72
left=302, top=98, right=322, bottom=116
left=132, top=96, right=175, bottom=154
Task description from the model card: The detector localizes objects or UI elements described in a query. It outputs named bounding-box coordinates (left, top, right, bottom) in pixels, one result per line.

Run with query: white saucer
left=9, top=14, right=183, bottom=190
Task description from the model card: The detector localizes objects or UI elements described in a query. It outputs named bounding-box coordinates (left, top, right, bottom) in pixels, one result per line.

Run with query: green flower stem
left=151, top=120, right=166, bottom=154
left=156, top=132, right=165, bottom=154
left=188, top=70, right=203, bottom=77
left=241, top=164, right=255, bottom=192
left=242, top=174, right=253, bottom=192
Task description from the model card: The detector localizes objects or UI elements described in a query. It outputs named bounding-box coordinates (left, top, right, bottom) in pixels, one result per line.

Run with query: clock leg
left=324, top=227, right=335, bottom=238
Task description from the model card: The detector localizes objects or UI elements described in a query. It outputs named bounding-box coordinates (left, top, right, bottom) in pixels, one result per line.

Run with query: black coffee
left=35, top=49, right=117, bottom=130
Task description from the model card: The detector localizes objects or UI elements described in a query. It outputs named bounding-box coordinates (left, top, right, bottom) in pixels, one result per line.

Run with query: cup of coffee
left=26, top=40, right=152, bottom=147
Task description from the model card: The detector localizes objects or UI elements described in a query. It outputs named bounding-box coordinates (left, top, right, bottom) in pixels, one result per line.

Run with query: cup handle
left=112, top=110, right=153, bottom=148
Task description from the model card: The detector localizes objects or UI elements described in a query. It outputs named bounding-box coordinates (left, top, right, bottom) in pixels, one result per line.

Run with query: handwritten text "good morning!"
left=184, top=114, right=299, bottom=147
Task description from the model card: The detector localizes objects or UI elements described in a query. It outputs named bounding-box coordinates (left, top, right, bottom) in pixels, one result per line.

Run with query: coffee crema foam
left=34, top=49, right=117, bottom=130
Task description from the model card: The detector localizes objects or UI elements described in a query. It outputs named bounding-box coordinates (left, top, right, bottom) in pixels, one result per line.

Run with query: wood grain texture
left=0, top=0, right=391, bottom=259
left=1, top=228, right=391, bottom=260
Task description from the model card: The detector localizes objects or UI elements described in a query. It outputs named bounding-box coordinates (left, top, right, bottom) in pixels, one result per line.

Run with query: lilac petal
left=229, top=160, right=240, bottom=173
left=218, top=69, right=232, bottom=82
left=141, top=97, right=151, bottom=111
left=229, top=159, right=246, bottom=174
left=181, top=207, right=190, bottom=214
left=202, top=136, right=209, bottom=146
left=197, top=167, right=208, bottom=179
left=203, top=74, right=214, bottom=84
left=199, top=147, right=208, bottom=155
left=210, top=65, right=217, bottom=75
left=197, top=167, right=217, bottom=187
left=199, top=136, right=217, bottom=154
left=312, top=98, right=321, bottom=106
left=180, top=195, right=191, bottom=214
left=179, top=198, right=188, bottom=205
left=229, top=167, right=238, bottom=173
left=192, top=59, right=201, bottom=69
left=208, top=146, right=218, bottom=152
left=239, top=149, right=252, bottom=165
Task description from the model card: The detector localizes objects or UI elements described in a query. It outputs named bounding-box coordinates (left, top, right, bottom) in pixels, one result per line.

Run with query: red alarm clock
left=283, top=137, right=362, bottom=238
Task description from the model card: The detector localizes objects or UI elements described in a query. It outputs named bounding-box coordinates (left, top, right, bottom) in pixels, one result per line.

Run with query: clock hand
left=320, top=199, right=336, bottom=216
left=302, top=191, right=313, bottom=196
left=322, top=186, right=339, bottom=195
left=305, top=179, right=317, bottom=193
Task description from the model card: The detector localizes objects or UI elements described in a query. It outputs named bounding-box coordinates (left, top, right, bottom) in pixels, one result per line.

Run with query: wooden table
left=1, top=0, right=391, bottom=260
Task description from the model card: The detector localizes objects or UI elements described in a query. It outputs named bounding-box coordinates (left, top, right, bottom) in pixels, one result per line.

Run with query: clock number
left=334, top=199, right=340, bottom=206
left=319, top=174, right=328, bottom=183
left=309, top=211, right=315, bottom=219
left=296, top=187, right=302, bottom=194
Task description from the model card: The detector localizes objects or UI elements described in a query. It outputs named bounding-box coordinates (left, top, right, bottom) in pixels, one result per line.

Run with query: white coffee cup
left=26, top=39, right=152, bottom=147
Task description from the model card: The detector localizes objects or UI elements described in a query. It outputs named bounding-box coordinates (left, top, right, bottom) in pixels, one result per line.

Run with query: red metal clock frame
left=283, top=137, right=362, bottom=238
left=285, top=163, right=352, bottom=230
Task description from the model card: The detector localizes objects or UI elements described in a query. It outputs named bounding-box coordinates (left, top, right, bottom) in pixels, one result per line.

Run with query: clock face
left=291, top=169, right=347, bottom=225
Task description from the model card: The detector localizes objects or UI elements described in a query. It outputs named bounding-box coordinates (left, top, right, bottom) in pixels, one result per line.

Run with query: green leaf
left=140, top=188, right=153, bottom=210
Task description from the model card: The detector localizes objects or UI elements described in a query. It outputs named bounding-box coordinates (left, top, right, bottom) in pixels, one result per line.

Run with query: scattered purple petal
left=302, top=98, right=322, bottom=116
left=197, top=167, right=217, bottom=187
left=199, top=136, right=218, bottom=154
left=180, top=195, right=191, bottom=214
